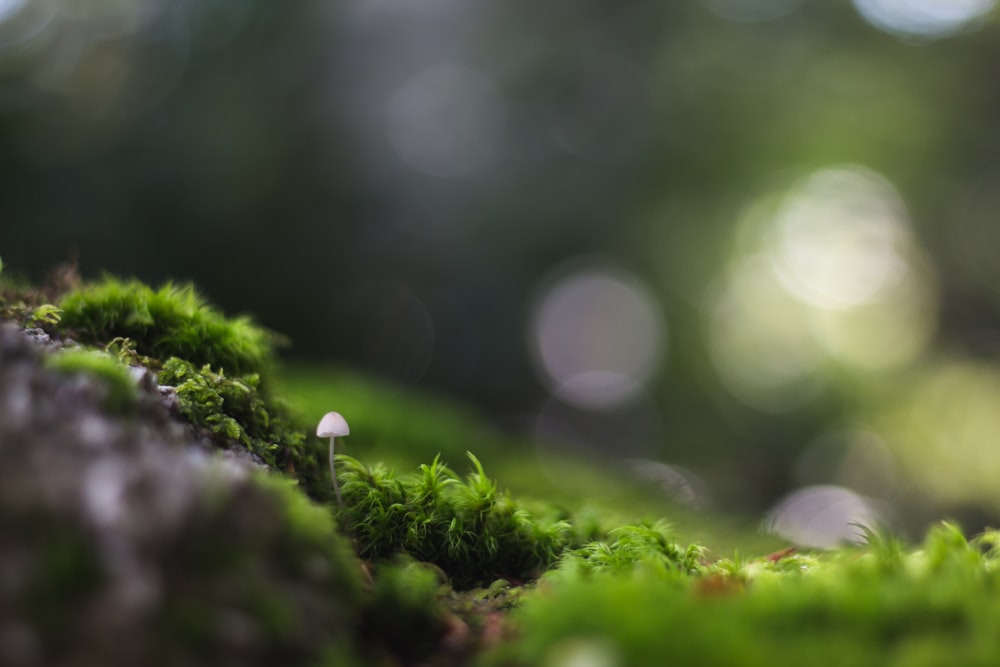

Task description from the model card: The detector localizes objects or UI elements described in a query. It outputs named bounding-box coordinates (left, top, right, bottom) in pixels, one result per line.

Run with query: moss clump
left=552, top=521, right=706, bottom=580
left=45, top=348, right=138, bottom=414
left=158, top=357, right=330, bottom=498
left=59, top=277, right=278, bottom=376
left=337, top=453, right=573, bottom=588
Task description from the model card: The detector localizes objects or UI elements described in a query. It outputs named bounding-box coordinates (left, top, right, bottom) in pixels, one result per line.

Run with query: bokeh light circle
left=529, top=258, right=667, bottom=410
left=0, top=0, right=54, bottom=47
left=707, top=164, right=936, bottom=411
left=0, top=0, right=27, bottom=23
left=764, top=485, right=886, bottom=548
left=707, top=257, right=827, bottom=413
left=851, top=0, right=995, bottom=39
left=768, top=166, right=911, bottom=311
left=385, top=63, right=504, bottom=178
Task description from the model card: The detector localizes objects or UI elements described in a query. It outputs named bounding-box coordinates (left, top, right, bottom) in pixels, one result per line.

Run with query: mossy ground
left=6, top=260, right=1000, bottom=666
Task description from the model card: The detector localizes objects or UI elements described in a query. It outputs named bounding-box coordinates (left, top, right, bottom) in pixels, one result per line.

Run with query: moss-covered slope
left=10, top=262, right=1000, bottom=667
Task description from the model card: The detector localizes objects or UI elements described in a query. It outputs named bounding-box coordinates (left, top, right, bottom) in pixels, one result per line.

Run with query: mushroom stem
left=329, top=436, right=343, bottom=507
left=316, top=411, right=349, bottom=508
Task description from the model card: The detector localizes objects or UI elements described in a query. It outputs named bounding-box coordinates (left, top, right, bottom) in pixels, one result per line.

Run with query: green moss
left=29, top=303, right=62, bottom=327
left=486, top=523, right=1000, bottom=667
left=552, top=521, right=706, bottom=580
left=337, top=453, right=573, bottom=588
left=59, top=277, right=278, bottom=376
left=49, top=277, right=340, bottom=498
left=158, top=358, right=330, bottom=498
left=45, top=348, right=138, bottom=414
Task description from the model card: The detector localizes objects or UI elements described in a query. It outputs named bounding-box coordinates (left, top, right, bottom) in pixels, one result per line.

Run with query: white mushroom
left=316, top=411, right=350, bottom=507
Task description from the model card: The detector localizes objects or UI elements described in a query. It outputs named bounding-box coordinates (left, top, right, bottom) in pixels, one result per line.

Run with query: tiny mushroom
left=317, top=411, right=350, bottom=507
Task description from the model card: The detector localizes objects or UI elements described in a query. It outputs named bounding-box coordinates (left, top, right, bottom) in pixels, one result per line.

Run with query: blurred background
left=3, top=0, right=1000, bottom=544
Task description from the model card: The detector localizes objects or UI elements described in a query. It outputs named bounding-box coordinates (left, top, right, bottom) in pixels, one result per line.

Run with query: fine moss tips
left=59, top=277, right=279, bottom=376
left=336, top=453, right=573, bottom=588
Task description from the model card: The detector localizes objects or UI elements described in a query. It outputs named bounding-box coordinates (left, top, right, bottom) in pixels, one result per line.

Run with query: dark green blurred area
left=3, top=1, right=1000, bottom=539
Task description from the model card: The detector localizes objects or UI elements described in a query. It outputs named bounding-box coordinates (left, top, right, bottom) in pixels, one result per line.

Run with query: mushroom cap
left=316, top=411, right=350, bottom=438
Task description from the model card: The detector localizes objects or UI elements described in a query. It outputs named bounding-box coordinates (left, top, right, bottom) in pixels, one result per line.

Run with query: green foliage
left=30, top=303, right=62, bottom=326
left=337, top=453, right=572, bottom=588
left=158, top=358, right=325, bottom=490
left=488, top=522, right=1000, bottom=667
left=552, top=521, right=706, bottom=580
left=59, top=278, right=278, bottom=375
left=45, top=348, right=138, bottom=414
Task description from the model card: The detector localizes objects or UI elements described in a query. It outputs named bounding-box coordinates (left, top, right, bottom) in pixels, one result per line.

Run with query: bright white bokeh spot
left=707, top=257, right=827, bottom=413
left=701, top=0, right=803, bottom=23
left=529, top=259, right=667, bottom=410
left=768, top=166, right=911, bottom=310
left=385, top=64, right=504, bottom=178
left=852, top=0, right=995, bottom=39
left=764, top=485, right=885, bottom=548
left=706, top=165, right=936, bottom=410
left=0, top=0, right=27, bottom=23
left=811, top=268, right=936, bottom=371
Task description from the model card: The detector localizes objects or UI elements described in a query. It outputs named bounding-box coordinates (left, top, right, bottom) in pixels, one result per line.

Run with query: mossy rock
left=42, top=276, right=333, bottom=503
left=0, top=324, right=368, bottom=667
